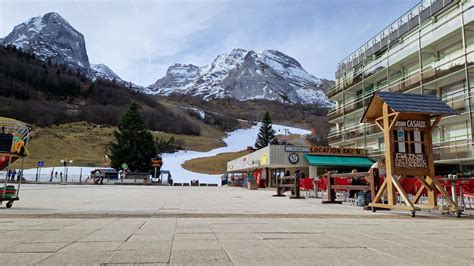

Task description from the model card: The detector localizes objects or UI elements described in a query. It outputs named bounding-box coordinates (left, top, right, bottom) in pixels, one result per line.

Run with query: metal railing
left=336, top=0, right=458, bottom=78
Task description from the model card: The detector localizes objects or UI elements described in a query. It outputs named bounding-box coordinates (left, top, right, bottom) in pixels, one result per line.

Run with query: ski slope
left=161, top=123, right=310, bottom=185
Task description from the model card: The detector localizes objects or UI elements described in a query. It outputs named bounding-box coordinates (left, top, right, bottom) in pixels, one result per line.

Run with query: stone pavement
left=0, top=184, right=473, bottom=265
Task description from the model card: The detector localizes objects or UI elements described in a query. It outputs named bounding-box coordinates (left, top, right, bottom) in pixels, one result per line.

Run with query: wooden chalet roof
left=361, top=92, right=458, bottom=123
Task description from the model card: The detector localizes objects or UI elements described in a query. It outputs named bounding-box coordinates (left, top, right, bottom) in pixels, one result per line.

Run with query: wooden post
left=425, top=116, right=437, bottom=207
left=382, top=103, right=396, bottom=207
left=321, top=173, right=342, bottom=204
left=272, top=176, right=284, bottom=197
left=369, top=168, right=380, bottom=203
left=290, top=174, right=304, bottom=199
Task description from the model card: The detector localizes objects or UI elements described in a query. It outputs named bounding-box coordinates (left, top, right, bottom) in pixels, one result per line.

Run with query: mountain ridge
left=2, top=12, right=334, bottom=106
left=148, top=48, right=334, bottom=105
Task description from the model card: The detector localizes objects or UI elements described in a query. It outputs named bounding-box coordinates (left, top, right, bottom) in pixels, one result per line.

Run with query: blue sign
left=37, top=161, right=45, bottom=167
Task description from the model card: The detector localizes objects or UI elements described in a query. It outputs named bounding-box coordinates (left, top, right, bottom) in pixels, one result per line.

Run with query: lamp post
left=60, top=159, right=73, bottom=184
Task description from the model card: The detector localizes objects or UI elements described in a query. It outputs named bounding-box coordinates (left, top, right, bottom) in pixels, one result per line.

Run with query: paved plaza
left=0, top=184, right=473, bottom=265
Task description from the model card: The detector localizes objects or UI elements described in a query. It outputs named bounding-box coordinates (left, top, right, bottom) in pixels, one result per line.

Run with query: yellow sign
left=261, top=153, right=268, bottom=165
left=309, top=146, right=366, bottom=156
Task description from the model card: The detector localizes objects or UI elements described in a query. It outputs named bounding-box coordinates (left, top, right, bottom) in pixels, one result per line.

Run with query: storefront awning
left=304, top=154, right=373, bottom=168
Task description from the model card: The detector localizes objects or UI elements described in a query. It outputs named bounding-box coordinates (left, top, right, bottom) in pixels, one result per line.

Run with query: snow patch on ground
left=181, top=107, right=206, bottom=119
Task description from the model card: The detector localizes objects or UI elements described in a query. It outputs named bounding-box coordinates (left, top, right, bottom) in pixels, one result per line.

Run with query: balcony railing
left=327, top=107, right=344, bottom=121
left=335, top=0, right=458, bottom=79
left=433, top=139, right=473, bottom=161
left=328, top=134, right=343, bottom=143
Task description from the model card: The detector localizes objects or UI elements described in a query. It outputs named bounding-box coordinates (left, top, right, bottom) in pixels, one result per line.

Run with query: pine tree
left=255, top=111, right=279, bottom=149
left=110, top=102, right=157, bottom=172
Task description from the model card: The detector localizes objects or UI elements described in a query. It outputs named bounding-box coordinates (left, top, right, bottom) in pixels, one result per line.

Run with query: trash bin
left=357, top=191, right=371, bottom=206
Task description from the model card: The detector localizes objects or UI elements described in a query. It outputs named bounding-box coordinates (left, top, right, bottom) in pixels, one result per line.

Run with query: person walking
left=49, top=170, right=54, bottom=182
left=17, top=170, right=22, bottom=182
left=94, top=170, right=100, bottom=184
left=59, top=172, right=63, bottom=183
left=11, top=169, right=17, bottom=182
left=100, top=172, right=104, bottom=185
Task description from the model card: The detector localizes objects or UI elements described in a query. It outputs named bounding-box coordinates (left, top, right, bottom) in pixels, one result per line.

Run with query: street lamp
left=60, top=159, right=73, bottom=183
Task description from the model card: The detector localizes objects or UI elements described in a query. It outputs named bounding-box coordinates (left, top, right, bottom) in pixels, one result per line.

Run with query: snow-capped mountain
left=2, top=13, right=331, bottom=105
left=0, top=12, right=123, bottom=83
left=90, top=63, right=121, bottom=81
left=148, top=48, right=334, bottom=106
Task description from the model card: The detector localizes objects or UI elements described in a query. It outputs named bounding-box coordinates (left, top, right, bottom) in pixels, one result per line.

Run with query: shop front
left=304, top=146, right=374, bottom=178
left=226, top=145, right=374, bottom=188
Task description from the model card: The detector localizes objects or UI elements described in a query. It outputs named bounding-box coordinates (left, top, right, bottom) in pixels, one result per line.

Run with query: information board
left=392, top=120, right=429, bottom=172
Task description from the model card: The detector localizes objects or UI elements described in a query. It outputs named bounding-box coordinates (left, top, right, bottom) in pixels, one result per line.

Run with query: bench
left=322, top=169, right=379, bottom=204
left=273, top=176, right=304, bottom=199
left=121, top=173, right=149, bottom=184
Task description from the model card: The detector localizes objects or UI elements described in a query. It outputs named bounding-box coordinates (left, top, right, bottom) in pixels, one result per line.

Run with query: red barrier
left=299, top=178, right=314, bottom=191
left=316, top=177, right=353, bottom=191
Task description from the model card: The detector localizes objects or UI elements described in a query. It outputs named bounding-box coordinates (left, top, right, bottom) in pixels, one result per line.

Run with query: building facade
left=227, top=145, right=373, bottom=187
left=227, top=145, right=311, bottom=187
left=327, top=0, right=474, bottom=176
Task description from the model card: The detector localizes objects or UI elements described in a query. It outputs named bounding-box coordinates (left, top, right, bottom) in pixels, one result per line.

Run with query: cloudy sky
left=1, top=0, right=418, bottom=86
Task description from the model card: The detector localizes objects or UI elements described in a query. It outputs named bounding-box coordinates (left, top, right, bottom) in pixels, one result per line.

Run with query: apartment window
left=466, top=26, right=474, bottom=47
left=366, top=139, right=379, bottom=151
left=378, top=137, right=385, bottom=151
left=441, top=81, right=464, bottom=97
left=432, top=126, right=441, bottom=144
left=356, top=89, right=363, bottom=108
left=356, top=140, right=365, bottom=149
left=443, top=122, right=468, bottom=142
left=437, top=40, right=462, bottom=60
left=440, top=81, right=466, bottom=111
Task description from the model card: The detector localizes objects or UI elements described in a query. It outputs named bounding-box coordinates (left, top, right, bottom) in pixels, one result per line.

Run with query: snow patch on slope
left=161, top=123, right=310, bottom=184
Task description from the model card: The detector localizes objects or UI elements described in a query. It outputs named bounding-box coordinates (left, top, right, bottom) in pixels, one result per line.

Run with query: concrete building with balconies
left=327, top=0, right=474, bottom=176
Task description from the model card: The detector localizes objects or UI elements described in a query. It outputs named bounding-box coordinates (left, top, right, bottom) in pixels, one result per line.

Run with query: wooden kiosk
left=361, top=92, right=461, bottom=217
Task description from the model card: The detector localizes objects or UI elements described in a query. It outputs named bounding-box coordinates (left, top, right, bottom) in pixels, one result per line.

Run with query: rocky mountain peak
left=259, top=50, right=303, bottom=70
left=90, top=63, right=121, bottom=81
left=0, top=12, right=134, bottom=85
left=1, top=12, right=90, bottom=75
left=150, top=64, right=200, bottom=93
left=42, top=12, right=66, bottom=22
left=147, top=48, right=334, bottom=106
